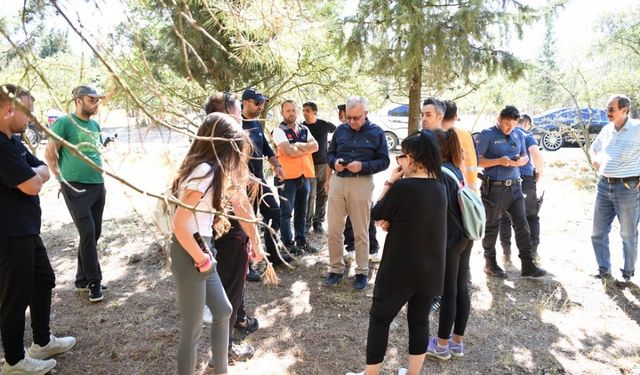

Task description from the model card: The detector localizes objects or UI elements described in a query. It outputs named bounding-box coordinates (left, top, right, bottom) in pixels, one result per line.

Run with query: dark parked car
left=531, top=107, right=609, bottom=151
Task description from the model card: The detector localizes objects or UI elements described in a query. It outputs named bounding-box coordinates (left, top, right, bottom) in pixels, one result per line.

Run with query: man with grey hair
left=421, top=96, right=445, bottom=130
left=324, top=96, right=390, bottom=290
left=590, top=94, right=640, bottom=286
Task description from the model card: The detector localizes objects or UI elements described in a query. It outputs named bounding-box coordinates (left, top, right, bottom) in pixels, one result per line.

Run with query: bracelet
left=194, top=255, right=210, bottom=269
left=384, top=180, right=394, bottom=187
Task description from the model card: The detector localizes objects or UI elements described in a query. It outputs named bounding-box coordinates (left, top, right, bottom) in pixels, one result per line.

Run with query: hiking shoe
left=28, top=335, right=76, bottom=360
left=88, top=282, right=104, bottom=302
left=430, top=296, right=442, bottom=313
left=448, top=339, right=464, bottom=357
left=1, top=354, right=56, bottom=375
left=353, top=274, right=368, bottom=291
left=616, top=274, right=632, bottom=288
left=521, top=261, right=547, bottom=278
left=75, top=282, right=108, bottom=292
left=246, top=265, right=261, bottom=282
left=369, top=251, right=382, bottom=263
left=235, top=317, right=259, bottom=335
left=228, top=343, right=255, bottom=363
left=285, top=242, right=303, bottom=256
left=323, top=272, right=343, bottom=287
left=426, top=336, right=451, bottom=361
left=484, top=261, right=506, bottom=278
left=296, top=241, right=318, bottom=254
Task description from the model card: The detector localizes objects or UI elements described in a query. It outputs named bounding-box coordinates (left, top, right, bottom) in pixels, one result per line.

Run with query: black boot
left=531, top=245, right=541, bottom=266
left=521, top=258, right=546, bottom=278
left=484, top=258, right=506, bottom=278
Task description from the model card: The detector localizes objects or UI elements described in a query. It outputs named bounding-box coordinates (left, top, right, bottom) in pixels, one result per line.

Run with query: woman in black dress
left=346, top=130, right=447, bottom=375
left=426, top=128, right=474, bottom=361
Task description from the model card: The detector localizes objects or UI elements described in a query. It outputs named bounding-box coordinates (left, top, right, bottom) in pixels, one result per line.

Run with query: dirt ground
left=2, top=127, right=640, bottom=375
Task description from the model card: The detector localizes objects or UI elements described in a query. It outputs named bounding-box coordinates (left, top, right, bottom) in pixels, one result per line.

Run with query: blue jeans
left=591, top=178, right=640, bottom=278
left=280, top=177, right=310, bottom=244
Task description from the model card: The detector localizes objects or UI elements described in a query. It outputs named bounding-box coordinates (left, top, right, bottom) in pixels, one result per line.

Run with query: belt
left=488, top=179, right=521, bottom=187
left=337, top=171, right=367, bottom=178
left=601, top=176, right=640, bottom=184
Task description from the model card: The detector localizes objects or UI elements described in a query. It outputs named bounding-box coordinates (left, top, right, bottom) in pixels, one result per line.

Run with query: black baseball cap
left=72, top=85, right=105, bottom=100
left=242, top=88, right=267, bottom=103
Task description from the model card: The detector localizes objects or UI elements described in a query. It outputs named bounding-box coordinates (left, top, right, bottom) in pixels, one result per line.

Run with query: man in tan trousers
left=324, top=96, right=390, bottom=290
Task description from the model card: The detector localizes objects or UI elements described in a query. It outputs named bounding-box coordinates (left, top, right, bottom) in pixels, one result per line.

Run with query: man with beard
left=240, top=88, right=290, bottom=282
left=273, top=100, right=319, bottom=254
left=45, top=85, right=107, bottom=302
left=1, top=84, right=76, bottom=375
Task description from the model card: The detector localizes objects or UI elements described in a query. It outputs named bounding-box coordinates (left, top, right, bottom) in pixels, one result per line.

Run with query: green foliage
left=343, top=0, right=537, bottom=132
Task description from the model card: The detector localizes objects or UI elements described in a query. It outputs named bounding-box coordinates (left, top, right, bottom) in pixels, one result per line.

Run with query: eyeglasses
left=248, top=99, right=264, bottom=106
left=345, top=113, right=364, bottom=122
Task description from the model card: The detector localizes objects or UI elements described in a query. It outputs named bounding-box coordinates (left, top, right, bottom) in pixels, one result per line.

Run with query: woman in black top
left=426, top=128, right=474, bottom=361
left=346, top=131, right=447, bottom=375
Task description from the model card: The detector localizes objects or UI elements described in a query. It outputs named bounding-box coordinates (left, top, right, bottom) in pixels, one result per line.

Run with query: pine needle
left=262, top=262, right=280, bottom=286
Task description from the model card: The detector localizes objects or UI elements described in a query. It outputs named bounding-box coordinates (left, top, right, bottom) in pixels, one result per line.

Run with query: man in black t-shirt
left=0, top=84, right=76, bottom=374
left=302, top=101, right=336, bottom=233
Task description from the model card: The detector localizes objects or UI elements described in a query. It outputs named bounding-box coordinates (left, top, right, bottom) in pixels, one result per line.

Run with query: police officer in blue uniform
left=476, top=106, right=546, bottom=278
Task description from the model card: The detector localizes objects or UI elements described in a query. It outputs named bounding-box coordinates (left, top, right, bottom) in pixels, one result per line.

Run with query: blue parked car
left=531, top=107, right=609, bottom=151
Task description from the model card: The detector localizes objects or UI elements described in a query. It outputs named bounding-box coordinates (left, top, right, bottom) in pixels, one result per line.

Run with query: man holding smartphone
left=476, top=105, right=546, bottom=279
left=324, top=96, right=390, bottom=290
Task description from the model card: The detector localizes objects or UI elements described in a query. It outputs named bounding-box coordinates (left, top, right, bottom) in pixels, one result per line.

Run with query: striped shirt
left=590, top=118, right=640, bottom=178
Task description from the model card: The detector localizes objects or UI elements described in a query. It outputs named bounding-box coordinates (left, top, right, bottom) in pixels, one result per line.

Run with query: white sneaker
left=1, top=354, right=56, bottom=375
left=343, top=250, right=355, bottom=262
left=369, top=251, right=382, bottom=263
left=27, top=335, right=76, bottom=360
left=203, top=306, right=213, bottom=326
left=398, top=368, right=408, bottom=375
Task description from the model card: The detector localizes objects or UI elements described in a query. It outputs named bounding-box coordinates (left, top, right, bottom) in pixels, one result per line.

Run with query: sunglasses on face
left=346, top=113, right=364, bottom=122
left=84, top=96, right=101, bottom=104
left=249, top=99, right=264, bottom=106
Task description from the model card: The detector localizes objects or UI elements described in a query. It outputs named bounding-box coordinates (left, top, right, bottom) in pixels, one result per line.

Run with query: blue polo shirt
left=476, top=125, right=527, bottom=180
left=0, top=133, right=45, bottom=236
left=242, top=117, right=275, bottom=179
left=516, top=128, right=538, bottom=177
left=590, top=118, right=640, bottom=178
left=327, top=119, right=390, bottom=176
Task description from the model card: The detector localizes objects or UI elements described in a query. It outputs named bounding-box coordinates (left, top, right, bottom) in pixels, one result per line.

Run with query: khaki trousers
left=327, top=175, right=374, bottom=275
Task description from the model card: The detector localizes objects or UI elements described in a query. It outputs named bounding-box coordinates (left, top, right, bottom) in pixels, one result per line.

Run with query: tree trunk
left=408, top=62, right=422, bottom=134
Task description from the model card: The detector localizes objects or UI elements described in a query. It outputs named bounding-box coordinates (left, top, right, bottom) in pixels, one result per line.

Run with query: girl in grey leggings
left=170, top=238, right=232, bottom=374
left=169, top=113, right=253, bottom=375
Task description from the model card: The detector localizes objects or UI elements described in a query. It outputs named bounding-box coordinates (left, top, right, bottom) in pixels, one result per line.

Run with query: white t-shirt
left=178, top=162, right=215, bottom=237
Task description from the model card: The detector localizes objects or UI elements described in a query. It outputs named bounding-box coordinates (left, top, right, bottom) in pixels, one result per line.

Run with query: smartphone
left=338, top=159, right=350, bottom=166
left=511, top=155, right=520, bottom=161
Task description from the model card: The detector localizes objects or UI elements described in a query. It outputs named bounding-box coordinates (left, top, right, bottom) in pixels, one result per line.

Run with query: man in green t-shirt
left=45, top=85, right=107, bottom=303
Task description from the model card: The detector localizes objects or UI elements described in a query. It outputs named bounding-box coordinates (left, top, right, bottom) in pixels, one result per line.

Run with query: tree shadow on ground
left=603, top=279, right=640, bottom=326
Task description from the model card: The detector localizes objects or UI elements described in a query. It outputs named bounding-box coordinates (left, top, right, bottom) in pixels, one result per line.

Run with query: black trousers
left=344, top=212, right=379, bottom=253
left=0, top=235, right=56, bottom=365
left=214, top=223, right=249, bottom=345
left=481, top=182, right=533, bottom=261
left=61, top=183, right=105, bottom=286
left=438, top=238, right=472, bottom=339
left=254, top=179, right=282, bottom=264
left=366, top=291, right=433, bottom=364
left=499, top=175, right=540, bottom=249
